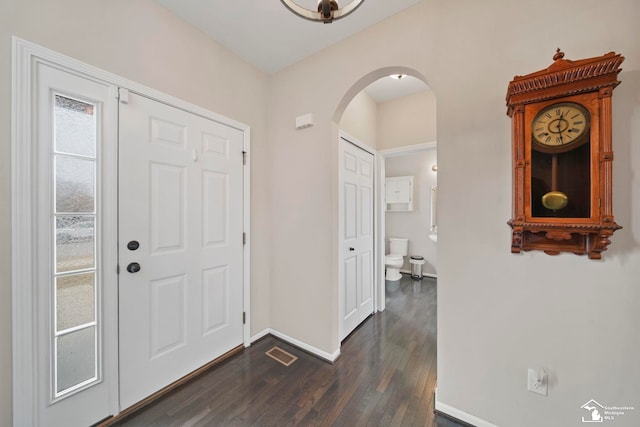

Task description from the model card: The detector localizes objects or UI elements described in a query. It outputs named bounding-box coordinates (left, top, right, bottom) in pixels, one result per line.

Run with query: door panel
left=344, top=257, right=358, bottom=316
left=360, top=186, right=372, bottom=236
left=203, top=171, right=228, bottom=245
left=118, top=93, right=244, bottom=409
left=345, top=182, right=358, bottom=239
left=202, top=266, right=229, bottom=334
left=339, top=137, right=375, bottom=340
left=360, top=252, right=372, bottom=302
left=150, top=163, right=186, bottom=252
left=149, top=275, right=187, bottom=358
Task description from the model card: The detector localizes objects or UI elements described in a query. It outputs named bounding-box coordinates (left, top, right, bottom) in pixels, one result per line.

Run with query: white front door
left=34, top=62, right=118, bottom=426
left=118, top=92, right=245, bottom=409
left=339, top=136, right=375, bottom=340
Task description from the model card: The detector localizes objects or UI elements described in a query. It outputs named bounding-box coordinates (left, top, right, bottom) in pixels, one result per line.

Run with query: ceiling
left=364, top=75, right=429, bottom=103
left=154, top=0, right=423, bottom=74
left=154, top=0, right=428, bottom=102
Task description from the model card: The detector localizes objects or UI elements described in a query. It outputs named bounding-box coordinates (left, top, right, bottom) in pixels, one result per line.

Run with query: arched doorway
left=334, top=68, right=437, bottom=340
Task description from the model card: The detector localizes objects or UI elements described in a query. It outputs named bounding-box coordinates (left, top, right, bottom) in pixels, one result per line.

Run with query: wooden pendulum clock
left=506, top=49, right=624, bottom=259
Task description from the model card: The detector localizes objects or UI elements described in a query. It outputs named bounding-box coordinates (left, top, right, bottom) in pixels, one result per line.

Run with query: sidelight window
left=51, top=94, right=100, bottom=398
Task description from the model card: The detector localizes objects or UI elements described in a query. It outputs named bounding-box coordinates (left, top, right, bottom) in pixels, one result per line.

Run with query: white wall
left=0, top=1, right=271, bottom=424
left=378, top=90, right=437, bottom=150
left=266, top=1, right=640, bottom=426
left=340, top=90, right=378, bottom=148
left=385, top=150, right=438, bottom=275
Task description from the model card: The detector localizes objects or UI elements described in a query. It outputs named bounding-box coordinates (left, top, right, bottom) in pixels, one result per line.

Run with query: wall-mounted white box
left=295, top=113, right=314, bottom=129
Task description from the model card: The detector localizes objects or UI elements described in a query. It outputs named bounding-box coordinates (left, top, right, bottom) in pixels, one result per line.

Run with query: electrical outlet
left=528, top=368, right=547, bottom=396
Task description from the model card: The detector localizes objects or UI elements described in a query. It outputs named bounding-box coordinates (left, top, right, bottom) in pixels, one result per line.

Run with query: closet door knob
left=349, top=247, right=355, bottom=251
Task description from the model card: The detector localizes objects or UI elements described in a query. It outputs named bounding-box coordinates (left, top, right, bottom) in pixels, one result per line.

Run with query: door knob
left=127, top=240, right=140, bottom=251
left=126, top=262, right=141, bottom=273
left=349, top=247, right=355, bottom=251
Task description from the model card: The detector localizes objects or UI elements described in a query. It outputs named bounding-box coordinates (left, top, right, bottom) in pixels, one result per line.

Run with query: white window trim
left=12, top=37, right=252, bottom=425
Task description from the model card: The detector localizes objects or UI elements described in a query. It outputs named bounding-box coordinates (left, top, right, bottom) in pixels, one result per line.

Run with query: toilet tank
left=388, top=238, right=409, bottom=256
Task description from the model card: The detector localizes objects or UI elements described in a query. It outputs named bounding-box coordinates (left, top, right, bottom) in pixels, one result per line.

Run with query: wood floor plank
left=110, top=275, right=465, bottom=427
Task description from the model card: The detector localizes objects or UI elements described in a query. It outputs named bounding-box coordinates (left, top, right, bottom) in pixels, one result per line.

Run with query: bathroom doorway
left=380, top=143, right=438, bottom=291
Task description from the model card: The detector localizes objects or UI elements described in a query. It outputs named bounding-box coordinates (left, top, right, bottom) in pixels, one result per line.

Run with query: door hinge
left=117, top=264, right=120, bottom=274
left=242, top=151, right=247, bottom=165
left=243, top=312, right=246, bottom=324
left=243, top=232, right=246, bottom=245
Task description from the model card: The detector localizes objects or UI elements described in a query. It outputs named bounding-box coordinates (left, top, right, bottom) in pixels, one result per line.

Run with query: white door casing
left=118, top=92, right=245, bottom=409
left=339, top=135, right=375, bottom=340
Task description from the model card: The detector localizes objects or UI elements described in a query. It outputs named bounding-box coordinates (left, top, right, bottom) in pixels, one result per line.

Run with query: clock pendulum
left=541, top=153, right=568, bottom=211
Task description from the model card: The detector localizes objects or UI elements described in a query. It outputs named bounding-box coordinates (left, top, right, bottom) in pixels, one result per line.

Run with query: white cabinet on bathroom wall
left=386, top=176, right=413, bottom=211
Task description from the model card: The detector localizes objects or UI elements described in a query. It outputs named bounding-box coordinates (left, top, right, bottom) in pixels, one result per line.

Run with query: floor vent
left=265, top=346, right=298, bottom=367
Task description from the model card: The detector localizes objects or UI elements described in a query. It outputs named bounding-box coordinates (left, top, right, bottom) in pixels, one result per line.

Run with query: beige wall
left=339, top=90, right=378, bottom=148
left=267, top=1, right=640, bottom=426
left=0, top=1, right=271, bottom=424
left=378, top=90, right=437, bottom=150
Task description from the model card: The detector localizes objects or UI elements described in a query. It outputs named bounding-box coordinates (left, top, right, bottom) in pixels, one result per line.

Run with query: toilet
left=385, top=238, right=408, bottom=281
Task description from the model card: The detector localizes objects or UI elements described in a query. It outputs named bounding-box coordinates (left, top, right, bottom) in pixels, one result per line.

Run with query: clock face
left=532, top=102, right=590, bottom=148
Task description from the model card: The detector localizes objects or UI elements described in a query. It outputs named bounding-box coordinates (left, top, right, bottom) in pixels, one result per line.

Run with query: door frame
left=377, top=141, right=437, bottom=311
left=338, top=130, right=378, bottom=339
left=11, top=37, right=252, bottom=425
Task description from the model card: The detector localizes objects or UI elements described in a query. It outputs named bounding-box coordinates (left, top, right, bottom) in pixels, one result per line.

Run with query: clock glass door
left=530, top=143, right=591, bottom=218
left=528, top=101, right=593, bottom=219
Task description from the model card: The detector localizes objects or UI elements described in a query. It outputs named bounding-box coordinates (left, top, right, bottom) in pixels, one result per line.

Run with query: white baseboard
left=435, top=400, right=498, bottom=427
left=251, top=328, right=340, bottom=363
left=250, top=328, right=271, bottom=343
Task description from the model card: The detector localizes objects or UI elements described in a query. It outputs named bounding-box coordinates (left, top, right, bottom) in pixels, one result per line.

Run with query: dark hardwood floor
left=110, top=274, right=465, bottom=427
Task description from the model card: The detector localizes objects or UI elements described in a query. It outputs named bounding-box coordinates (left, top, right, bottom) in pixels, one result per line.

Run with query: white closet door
left=339, top=137, right=375, bottom=340
left=118, top=92, right=244, bottom=409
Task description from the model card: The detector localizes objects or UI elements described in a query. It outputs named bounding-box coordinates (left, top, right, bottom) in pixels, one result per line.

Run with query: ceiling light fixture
left=280, top=0, right=365, bottom=24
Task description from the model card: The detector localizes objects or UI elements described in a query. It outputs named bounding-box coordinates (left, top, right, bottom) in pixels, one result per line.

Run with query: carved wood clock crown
left=505, top=49, right=624, bottom=259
